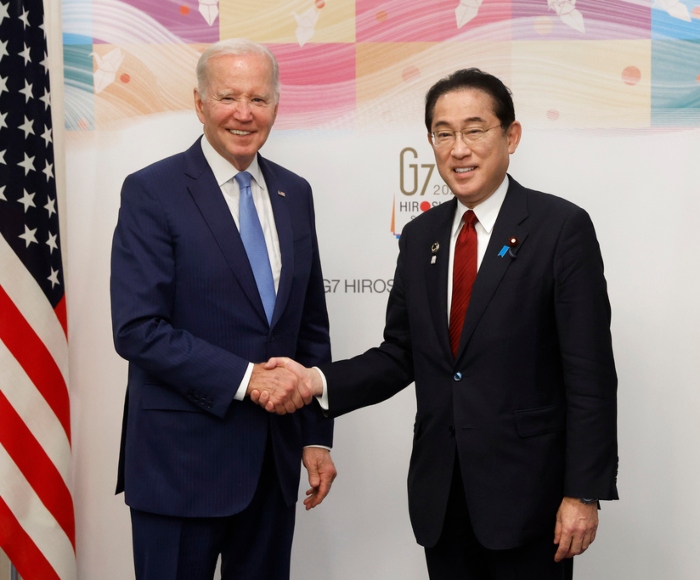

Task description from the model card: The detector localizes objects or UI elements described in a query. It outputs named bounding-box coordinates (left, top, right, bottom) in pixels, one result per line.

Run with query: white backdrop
left=62, top=110, right=700, bottom=579
left=45, top=1, right=700, bottom=578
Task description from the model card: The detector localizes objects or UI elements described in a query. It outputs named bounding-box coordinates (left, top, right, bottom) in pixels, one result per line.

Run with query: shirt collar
left=199, top=136, right=264, bottom=190
left=452, top=175, right=509, bottom=237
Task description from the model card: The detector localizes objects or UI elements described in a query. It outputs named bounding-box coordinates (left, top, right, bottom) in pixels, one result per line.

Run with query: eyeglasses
left=430, top=125, right=502, bottom=148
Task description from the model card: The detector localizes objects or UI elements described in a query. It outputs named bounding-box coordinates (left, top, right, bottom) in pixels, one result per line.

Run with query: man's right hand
left=246, top=363, right=313, bottom=415
left=249, top=358, right=323, bottom=413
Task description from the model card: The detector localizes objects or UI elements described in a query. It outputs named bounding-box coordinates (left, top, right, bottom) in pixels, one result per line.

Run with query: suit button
left=448, top=426, right=455, bottom=436
left=453, top=372, right=462, bottom=381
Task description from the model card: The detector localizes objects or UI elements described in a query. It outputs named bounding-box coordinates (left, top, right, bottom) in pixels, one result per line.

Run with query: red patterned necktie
left=449, top=210, right=478, bottom=357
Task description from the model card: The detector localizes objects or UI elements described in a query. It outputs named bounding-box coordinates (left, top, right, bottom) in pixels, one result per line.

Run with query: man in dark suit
left=110, top=39, right=335, bottom=580
left=259, top=69, right=618, bottom=579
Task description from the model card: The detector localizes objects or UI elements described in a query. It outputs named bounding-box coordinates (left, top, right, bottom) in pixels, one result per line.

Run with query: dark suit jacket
left=321, top=177, right=618, bottom=550
left=111, top=138, right=332, bottom=518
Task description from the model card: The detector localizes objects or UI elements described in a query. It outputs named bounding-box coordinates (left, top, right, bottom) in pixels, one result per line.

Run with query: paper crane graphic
left=655, top=0, right=692, bottom=21
left=548, top=0, right=586, bottom=33
left=199, top=0, right=219, bottom=26
left=93, top=48, right=124, bottom=94
left=455, top=0, right=484, bottom=28
left=293, top=6, right=320, bottom=46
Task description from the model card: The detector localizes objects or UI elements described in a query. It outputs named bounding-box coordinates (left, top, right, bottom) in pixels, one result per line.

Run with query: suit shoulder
left=125, top=149, right=189, bottom=184
left=519, top=186, right=591, bottom=222
left=519, top=183, right=582, bottom=211
left=259, top=156, right=311, bottom=190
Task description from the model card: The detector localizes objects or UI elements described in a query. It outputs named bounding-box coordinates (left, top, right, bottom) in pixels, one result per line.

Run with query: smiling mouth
left=454, top=167, right=475, bottom=174
left=229, top=129, right=252, bottom=136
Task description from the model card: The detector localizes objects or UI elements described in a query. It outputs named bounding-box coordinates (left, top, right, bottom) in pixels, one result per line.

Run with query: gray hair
left=196, top=39, right=280, bottom=101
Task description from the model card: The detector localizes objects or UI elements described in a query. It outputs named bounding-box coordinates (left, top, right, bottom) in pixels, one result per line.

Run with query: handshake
left=246, top=357, right=324, bottom=415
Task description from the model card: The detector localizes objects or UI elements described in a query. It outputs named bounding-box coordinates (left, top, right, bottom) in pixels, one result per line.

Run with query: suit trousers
left=130, top=438, right=296, bottom=580
left=425, top=455, right=573, bottom=580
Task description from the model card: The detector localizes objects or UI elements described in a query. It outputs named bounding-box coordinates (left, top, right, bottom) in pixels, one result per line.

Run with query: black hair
left=424, top=68, right=515, bottom=132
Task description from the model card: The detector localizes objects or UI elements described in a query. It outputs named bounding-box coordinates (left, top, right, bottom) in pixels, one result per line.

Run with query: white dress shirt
left=200, top=136, right=281, bottom=401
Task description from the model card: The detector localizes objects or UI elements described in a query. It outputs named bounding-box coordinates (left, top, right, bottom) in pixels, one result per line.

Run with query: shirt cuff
left=233, top=362, right=254, bottom=401
left=313, top=366, right=329, bottom=411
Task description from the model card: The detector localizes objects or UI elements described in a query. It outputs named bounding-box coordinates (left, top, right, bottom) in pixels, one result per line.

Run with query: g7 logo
left=399, top=148, right=435, bottom=196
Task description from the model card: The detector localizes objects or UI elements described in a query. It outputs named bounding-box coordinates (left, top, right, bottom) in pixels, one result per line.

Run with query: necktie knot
left=234, top=171, right=252, bottom=190
left=463, top=209, right=478, bottom=228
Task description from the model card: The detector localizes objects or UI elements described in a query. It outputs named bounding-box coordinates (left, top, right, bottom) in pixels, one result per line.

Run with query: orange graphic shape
left=179, top=5, right=190, bottom=16
left=622, top=65, right=641, bottom=86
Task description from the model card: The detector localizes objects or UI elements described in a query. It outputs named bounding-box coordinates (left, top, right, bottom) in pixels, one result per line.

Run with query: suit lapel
left=425, top=199, right=458, bottom=358
left=456, top=177, right=530, bottom=358
left=183, top=140, right=269, bottom=325
left=259, top=155, right=293, bottom=328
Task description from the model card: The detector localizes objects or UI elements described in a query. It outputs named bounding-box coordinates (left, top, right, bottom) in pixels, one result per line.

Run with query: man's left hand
left=302, top=447, right=337, bottom=510
left=553, top=497, right=599, bottom=561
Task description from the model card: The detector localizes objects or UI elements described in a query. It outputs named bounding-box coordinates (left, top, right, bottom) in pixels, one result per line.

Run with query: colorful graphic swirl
left=62, top=0, right=700, bottom=130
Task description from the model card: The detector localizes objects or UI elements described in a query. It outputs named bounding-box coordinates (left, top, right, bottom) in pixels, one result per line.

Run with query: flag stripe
left=0, top=235, right=68, bottom=381
left=0, top=446, right=76, bottom=580
left=0, top=497, right=60, bottom=580
left=0, top=285, right=71, bottom=441
left=0, top=339, right=71, bottom=483
left=0, top=391, right=75, bottom=546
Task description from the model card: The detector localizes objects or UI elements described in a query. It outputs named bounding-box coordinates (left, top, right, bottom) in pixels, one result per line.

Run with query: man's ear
left=507, top=121, right=522, bottom=154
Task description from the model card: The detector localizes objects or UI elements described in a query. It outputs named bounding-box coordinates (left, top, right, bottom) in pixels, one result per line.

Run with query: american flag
left=0, top=0, right=76, bottom=578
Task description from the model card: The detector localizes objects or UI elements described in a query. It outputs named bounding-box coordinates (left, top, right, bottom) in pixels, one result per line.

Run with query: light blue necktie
left=235, top=171, right=276, bottom=324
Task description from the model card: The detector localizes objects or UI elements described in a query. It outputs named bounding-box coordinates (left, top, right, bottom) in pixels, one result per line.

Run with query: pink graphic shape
left=269, top=44, right=356, bottom=127
left=356, top=0, right=512, bottom=42
left=122, top=0, right=218, bottom=43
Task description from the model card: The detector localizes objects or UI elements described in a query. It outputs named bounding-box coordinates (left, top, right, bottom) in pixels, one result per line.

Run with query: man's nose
left=451, top=134, right=472, bottom=156
left=233, top=100, right=253, bottom=119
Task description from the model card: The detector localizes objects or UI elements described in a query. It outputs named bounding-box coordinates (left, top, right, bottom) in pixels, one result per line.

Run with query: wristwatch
left=578, top=498, right=598, bottom=505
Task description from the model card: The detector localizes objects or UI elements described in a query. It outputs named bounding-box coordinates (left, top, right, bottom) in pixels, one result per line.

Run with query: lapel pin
left=508, top=237, right=519, bottom=258
left=430, top=242, right=439, bottom=265
left=278, top=190, right=286, bottom=197
left=498, top=236, right=520, bottom=258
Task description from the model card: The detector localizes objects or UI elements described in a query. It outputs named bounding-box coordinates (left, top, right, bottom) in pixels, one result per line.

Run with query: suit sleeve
left=110, top=173, right=249, bottom=418
left=554, top=207, right=618, bottom=500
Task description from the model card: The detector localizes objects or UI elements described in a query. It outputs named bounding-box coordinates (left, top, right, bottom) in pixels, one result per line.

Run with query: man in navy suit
left=260, top=69, right=618, bottom=579
left=110, top=39, right=335, bottom=580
